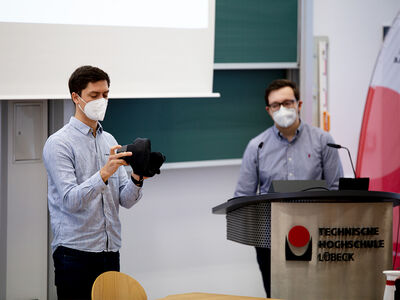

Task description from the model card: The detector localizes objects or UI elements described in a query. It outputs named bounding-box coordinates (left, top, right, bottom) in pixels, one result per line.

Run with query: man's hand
left=100, top=145, right=132, bottom=183
left=131, top=172, right=150, bottom=179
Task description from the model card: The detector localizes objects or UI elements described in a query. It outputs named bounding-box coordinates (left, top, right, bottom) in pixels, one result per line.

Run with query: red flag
left=356, top=11, right=400, bottom=269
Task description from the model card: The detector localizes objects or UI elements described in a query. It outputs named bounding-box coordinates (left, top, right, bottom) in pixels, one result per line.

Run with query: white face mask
left=272, top=106, right=297, bottom=128
left=77, top=95, right=108, bottom=121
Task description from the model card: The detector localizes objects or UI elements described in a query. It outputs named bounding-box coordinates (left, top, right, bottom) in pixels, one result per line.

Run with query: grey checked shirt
left=43, top=117, right=142, bottom=253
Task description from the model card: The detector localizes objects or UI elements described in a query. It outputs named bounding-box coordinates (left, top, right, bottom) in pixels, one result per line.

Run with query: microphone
left=327, top=143, right=356, bottom=178
left=256, top=142, right=264, bottom=195
left=327, top=143, right=369, bottom=190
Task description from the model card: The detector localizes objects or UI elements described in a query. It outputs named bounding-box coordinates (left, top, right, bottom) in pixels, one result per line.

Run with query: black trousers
left=255, top=247, right=271, bottom=298
left=53, top=246, right=120, bottom=300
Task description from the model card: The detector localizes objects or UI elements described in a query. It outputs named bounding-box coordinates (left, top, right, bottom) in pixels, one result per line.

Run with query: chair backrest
left=92, top=271, right=147, bottom=300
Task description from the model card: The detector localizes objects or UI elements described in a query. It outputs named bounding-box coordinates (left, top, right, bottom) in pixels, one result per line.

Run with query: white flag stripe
left=371, top=11, right=400, bottom=94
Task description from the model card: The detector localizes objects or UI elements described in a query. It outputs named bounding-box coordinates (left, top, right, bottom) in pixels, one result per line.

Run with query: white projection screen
left=0, top=0, right=218, bottom=99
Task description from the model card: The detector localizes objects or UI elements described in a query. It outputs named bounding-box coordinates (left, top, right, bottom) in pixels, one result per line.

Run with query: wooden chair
left=91, top=271, right=147, bottom=300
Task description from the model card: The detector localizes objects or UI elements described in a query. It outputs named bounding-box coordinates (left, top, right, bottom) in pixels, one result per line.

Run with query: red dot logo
left=288, top=225, right=310, bottom=247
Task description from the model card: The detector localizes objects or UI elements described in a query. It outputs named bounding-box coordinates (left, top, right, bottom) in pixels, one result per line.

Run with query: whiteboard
left=0, top=0, right=217, bottom=99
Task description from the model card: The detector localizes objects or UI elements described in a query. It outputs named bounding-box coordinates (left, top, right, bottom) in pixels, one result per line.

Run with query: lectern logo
left=285, top=225, right=312, bottom=261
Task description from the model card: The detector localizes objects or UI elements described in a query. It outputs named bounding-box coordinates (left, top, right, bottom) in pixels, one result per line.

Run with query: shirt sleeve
left=104, top=133, right=143, bottom=209
left=43, top=136, right=107, bottom=213
left=234, top=141, right=259, bottom=197
left=117, top=167, right=143, bottom=209
left=321, top=133, right=344, bottom=190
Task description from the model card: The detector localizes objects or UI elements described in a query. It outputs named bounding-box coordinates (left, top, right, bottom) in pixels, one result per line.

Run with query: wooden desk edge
left=157, top=292, right=283, bottom=300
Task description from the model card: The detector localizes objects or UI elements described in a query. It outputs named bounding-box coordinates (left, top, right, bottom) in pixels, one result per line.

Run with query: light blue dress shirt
left=235, top=122, right=343, bottom=197
left=43, top=117, right=142, bottom=253
left=234, top=122, right=343, bottom=248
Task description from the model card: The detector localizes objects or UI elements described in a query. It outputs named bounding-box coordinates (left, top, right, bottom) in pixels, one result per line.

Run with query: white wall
left=314, top=0, right=400, bottom=176
left=0, top=102, right=7, bottom=300
left=119, top=165, right=265, bottom=299
left=5, top=101, right=48, bottom=299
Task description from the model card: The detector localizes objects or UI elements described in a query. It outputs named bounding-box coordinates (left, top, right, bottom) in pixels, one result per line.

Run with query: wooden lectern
left=213, top=190, right=400, bottom=300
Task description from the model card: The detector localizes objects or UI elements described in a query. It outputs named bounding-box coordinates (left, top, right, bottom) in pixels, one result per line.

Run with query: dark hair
left=68, top=65, right=110, bottom=96
left=264, top=79, right=299, bottom=106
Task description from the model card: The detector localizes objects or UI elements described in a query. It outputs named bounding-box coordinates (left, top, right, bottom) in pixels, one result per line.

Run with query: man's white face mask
left=272, top=106, right=297, bottom=128
left=77, top=94, right=108, bottom=121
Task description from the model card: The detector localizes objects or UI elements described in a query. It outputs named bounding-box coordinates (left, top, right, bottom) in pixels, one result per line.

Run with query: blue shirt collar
left=272, top=120, right=303, bottom=142
left=69, top=117, right=103, bottom=135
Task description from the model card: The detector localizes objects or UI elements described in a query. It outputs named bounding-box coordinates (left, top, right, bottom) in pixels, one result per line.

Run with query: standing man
left=234, top=79, right=343, bottom=297
left=43, top=66, right=145, bottom=300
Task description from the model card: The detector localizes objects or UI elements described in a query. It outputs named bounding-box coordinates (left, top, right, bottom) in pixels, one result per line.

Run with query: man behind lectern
left=234, top=79, right=343, bottom=297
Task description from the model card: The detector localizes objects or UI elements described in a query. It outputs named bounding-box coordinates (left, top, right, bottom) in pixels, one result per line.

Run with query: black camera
left=117, top=138, right=165, bottom=177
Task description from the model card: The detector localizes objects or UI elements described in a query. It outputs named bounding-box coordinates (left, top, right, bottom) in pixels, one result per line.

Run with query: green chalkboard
left=102, top=70, right=285, bottom=163
left=215, top=0, right=298, bottom=63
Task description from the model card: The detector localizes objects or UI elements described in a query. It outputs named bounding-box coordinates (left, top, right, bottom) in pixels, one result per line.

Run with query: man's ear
left=71, top=92, right=79, bottom=105
left=297, top=100, right=303, bottom=113
left=266, top=106, right=273, bottom=117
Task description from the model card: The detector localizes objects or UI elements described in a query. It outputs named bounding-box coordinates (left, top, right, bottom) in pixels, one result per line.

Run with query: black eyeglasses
left=268, top=99, right=296, bottom=111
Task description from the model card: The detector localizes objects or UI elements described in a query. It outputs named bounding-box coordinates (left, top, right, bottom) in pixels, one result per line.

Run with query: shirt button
left=288, top=157, right=292, bottom=161
left=289, top=173, right=293, bottom=177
